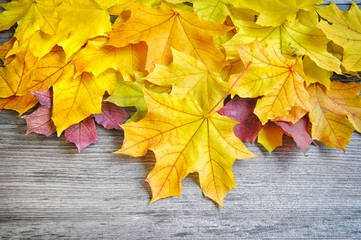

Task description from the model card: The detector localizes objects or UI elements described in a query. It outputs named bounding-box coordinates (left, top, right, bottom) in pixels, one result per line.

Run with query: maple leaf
left=217, top=95, right=262, bottom=144
left=65, top=116, right=97, bottom=152
left=236, top=0, right=323, bottom=27
left=317, top=2, right=361, bottom=72
left=257, top=122, right=285, bottom=153
left=72, top=37, right=148, bottom=80
left=93, top=101, right=128, bottom=130
left=274, top=106, right=308, bottom=124
left=21, top=106, right=56, bottom=136
left=225, top=10, right=341, bottom=72
left=307, top=82, right=361, bottom=151
left=107, top=1, right=231, bottom=72
left=116, top=66, right=257, bottom=206
left=20, top=90, right=55, bottom=136
left=0, top=37, right=15, bottom=65
left=275, top=115, right=313, bottom=154
left=146, top=49, right=229, bottom=111
left=52, top=71, right=118, bottom=135
left=55, top=0, right=114, bottom=58
left=0, top=47, right=37, bottom=98
left=106, top=80, right=148, bottom=122
left=0, top=46, right=74, bottom=115
left=230, top=41, right=309, bottom=124
left=0, top=0, right=61, bottom=39
left=0, top=92, right=38, bottom=115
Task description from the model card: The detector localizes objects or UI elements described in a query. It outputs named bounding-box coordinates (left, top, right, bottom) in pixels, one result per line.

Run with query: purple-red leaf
left=65, top=116, right=97, bottom=152
left=93, top=101, right=128, bottom=130
left=275, top=115, right=313, bottom=154
left=29, top=90, right=53, bottom=106
left=21, top=106, right=56, bottom=136
left=218, top=95, right=262, bottom=144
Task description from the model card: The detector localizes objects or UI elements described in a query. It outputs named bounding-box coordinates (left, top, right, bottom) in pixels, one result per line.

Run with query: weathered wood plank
left=1, top=1, right=361, bottom=239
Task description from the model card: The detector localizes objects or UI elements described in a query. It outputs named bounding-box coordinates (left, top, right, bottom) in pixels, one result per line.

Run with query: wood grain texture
left=1, top=1, right=361, bottom=239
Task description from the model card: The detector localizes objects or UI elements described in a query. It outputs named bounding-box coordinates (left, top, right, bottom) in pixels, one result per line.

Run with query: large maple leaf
left=146, top=49, right=229, bottom=112
left=317, top=2, right=361, bottom=72
left=230, top=41, right=309, bottom=124
left=225, top=10, right=341, bottom=72
left=116, top=68, right=257, bottom=206
left=107, top=0, right=231, bottom=72
left=307, top=82, right=361, bottom=151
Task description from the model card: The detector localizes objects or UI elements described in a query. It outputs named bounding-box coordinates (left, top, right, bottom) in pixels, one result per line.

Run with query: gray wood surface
left=1, top=1, right=361, bottom=239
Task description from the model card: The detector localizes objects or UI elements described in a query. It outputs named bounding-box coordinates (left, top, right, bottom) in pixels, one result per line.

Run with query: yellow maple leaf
left=146, top=49, right=229, bottom=112
left=52, top=71, right=118, bottom=135
left=72, top=37, right=148, bottom=80
left=307, top=82, right=361, bottom=151
left=237, top=0, right=323, bottom=27
left=230, top=41, right=309, bottom=124
left=258, top=122, right=285, bottom=153
left=107, top=1, right=231, bottom=72
left=0, top=0, right=61, bottom=40
left=317, top=2, right=361, bottom=72
left=0, top=92, right=38, bottom=115
left=225, top=10, right=341, bottom=72
left=107, top=80, right=148, bottom=122
left=55, top=0, right=114, bottom=58
left=0, top=47, right=37, bottom=98
left=116, top=88, right=257, bottom=206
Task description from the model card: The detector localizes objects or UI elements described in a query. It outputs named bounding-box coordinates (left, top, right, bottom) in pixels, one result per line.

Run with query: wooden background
left=1, top=1, right=361, bottom=239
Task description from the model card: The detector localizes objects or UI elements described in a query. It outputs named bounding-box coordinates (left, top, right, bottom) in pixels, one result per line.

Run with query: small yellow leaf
left=258, top=122, right=285, bottom=153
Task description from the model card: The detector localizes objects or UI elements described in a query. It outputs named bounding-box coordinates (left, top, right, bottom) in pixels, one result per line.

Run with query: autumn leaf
left=55, top=0, right=114, bottom=58
left=236, top=0, right=323, bottom=27
left=106, top=80, right=148, bottom=122
left=29, top=90, right=52, bottom=106
left=52, top=71, right=117, bottom=135
left=146, top=49, right=229, bottom=111
left=0, top=47, right=37, bottom=98
left=317, top=2, right=361, bottom=72
left=217, top=95, right=262, bottom=144
left=116, top=64, right=256, bottom=206
left=65, top=116, right=98, bottom=152
left=225, top=10, right=341, bottom=72
left=230, top=41, right=309, bottom=124
left=275, top=115, right=313, bottom=154
left=107, top=0, right=231, bottom=72
left=0, top=0, right=61, bottom=39
left=307, top=82, right=361, bottom=151
left=257, top=122, right=285, bottom=153
left=93, top=101, right=128, bottom=130
left=21, top=105, right=56, bottom=136
left=72, top=37, right=148, bottom=80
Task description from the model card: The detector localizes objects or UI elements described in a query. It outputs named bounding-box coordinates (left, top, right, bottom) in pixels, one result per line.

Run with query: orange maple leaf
left=107, top=0, right=231, bottom=72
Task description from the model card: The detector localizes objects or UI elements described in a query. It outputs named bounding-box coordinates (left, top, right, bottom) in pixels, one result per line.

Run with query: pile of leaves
left=1, top=0, right=361, bottom=206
